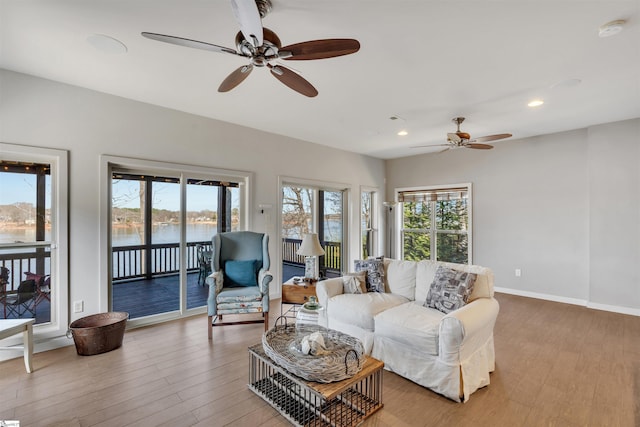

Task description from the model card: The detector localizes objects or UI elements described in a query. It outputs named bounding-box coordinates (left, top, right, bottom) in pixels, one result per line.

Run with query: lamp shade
left=297, top=233, right=325, bottom=256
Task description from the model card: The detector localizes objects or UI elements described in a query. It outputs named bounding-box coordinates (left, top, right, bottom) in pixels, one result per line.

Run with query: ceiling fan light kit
left=598, top=20, right=625, bottom=38
left=142, top=0, right=360, bottom=97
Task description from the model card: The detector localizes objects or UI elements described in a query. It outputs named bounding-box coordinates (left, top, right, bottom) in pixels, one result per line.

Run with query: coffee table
left=249, top=343, right=383, bottom=426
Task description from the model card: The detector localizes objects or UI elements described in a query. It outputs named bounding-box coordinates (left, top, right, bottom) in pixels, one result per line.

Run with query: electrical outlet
left=73, top=300, right=84, bottom=313
left=515, top=269, right=522, bottom=277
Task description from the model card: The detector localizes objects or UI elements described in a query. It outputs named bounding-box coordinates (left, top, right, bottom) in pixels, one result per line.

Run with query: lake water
left=1, top=220, right=342, bottom=246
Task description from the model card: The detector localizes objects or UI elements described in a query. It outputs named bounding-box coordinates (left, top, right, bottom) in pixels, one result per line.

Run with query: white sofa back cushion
left=384, top=259, right=417, bottom=300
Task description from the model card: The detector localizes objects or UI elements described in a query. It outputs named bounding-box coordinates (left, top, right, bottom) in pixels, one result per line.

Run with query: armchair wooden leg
left=264, top=311, right=269, bottom=331
left=208, top=315, right=213, bottom=340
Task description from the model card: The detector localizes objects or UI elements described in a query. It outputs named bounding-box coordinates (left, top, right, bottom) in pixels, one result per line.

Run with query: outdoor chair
left=196, top=244, right=212, bottom=286
left=2, top=276, right=38, bottom=319
left=205, top=231, right=273, bottom=339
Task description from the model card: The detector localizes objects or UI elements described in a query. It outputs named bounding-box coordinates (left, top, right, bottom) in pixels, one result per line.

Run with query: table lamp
left=297, top=233, right=325, bottom=281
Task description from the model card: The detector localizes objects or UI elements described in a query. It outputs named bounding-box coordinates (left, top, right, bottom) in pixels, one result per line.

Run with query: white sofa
left=316, top=258, right=499, bottom=402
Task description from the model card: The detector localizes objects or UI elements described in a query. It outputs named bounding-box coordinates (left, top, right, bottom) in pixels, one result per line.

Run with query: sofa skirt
left=372, top=333, right=495, bottom=402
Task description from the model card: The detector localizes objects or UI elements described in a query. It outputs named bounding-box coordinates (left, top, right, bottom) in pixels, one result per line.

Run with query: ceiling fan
left=413, top=117, right=512, bottom=151
left=141, top=0, right=360, bottom=97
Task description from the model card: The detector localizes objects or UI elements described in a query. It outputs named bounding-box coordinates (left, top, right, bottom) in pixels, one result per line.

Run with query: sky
left=0, top=173, right=51, bottom=208
left=0, top=173, right=233, bottom=212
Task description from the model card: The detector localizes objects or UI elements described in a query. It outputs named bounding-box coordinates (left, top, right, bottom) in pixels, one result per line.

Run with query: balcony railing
left=3, top=238, right=341, bottom=288
left=112, top=241, right=211, bottom=281
left=281, top=238, right=341, bottom=274
left=0, top=248, right=51, bottom=291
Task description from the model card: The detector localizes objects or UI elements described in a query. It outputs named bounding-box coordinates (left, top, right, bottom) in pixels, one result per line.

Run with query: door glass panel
left=0, top=161, right=52, bottom=324
left=280, top=186, right=344, bottom=282
left=361, top=191, right=373, bottom=258
left=186, top=179, right=217, bottom=310
left=322, top=191, right=343, bottom=276
left=281, top=186, right=313, bottom=281
left=111, top=173, right=181, bottom=318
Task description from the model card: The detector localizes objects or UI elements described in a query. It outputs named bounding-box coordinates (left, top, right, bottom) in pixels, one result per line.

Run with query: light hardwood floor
left=1, top=293, right=639, bottom=427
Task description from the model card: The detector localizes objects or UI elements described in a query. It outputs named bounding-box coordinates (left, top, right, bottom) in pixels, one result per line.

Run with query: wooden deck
left=112, top=271, right=209, bottom=319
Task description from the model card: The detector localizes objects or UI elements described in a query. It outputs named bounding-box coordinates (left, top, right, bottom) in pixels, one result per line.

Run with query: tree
left=282, top=186, right=312, bottom=239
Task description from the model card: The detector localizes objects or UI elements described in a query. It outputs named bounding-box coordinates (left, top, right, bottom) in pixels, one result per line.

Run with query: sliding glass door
left=110, top=171, right=242, bottom=320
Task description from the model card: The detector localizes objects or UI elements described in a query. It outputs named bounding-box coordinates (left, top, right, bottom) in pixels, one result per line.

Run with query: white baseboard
left=495, top=287, right=640, bottom=317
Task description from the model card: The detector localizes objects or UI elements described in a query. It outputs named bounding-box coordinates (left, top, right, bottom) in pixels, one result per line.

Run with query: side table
left=281, top=280, right=317, bottom=318
left=0, top=318, right=35, bottom=373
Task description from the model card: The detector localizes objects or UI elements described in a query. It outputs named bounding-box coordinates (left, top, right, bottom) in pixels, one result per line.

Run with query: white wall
left=0, top=69, right=385, bottom=323
left=386, top=119, right=640, bottom=314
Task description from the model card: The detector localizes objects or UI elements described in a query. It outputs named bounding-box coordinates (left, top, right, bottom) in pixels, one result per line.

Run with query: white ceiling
left=1, top=1, right=639, bottom=159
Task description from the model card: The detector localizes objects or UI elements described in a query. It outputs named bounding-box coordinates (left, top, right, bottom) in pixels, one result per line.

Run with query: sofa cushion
left=342, top=271, right=367, bottom=294
left=385, top=260, right=417, bottom=299
left=328, top=292, right=409, bottom=331
left=425, top=266, right=476, bottom=314
left=374, top=301, right=444, bottom=356
left=354, top=258, right=385, bottom=292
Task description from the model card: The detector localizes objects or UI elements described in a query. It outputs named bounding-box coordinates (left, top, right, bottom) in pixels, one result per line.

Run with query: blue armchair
left=205, top=231, right=273, bottom=339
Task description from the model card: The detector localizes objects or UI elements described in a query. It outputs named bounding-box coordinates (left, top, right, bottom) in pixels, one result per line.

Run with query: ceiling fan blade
left=218, top=65, right=253, bottom=92
left=268, top=65, right=318, bottom=97
left=141, top=32, right=240, bottom=56
left=230, top=0, right=263, bottom=47
left=279, top=39, right=360, bottom=60
left=470, top=133, right=512, bottom=143
left=466, top=143, right=494, bottom=150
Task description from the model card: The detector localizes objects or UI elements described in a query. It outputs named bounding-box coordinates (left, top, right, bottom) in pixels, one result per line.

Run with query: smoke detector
left=598, top=20, right=625, bottom=38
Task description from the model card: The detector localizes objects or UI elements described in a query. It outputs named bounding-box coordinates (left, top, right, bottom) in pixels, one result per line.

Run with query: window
left=399, top=184, right=471, bottom=264
left=0, top=143, right=69, bottom=339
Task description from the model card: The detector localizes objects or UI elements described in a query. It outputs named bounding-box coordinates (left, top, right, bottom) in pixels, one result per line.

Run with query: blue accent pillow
left=224, top=260, right=259, bottom=287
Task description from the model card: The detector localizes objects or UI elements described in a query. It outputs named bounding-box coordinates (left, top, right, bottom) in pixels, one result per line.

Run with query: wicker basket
left=262, top=323, right=364, bottom=383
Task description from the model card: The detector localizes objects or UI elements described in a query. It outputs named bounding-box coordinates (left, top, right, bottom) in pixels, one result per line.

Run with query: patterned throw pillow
left=354, top=258, right=385, bottom=293
left=424, top=266, right=477, bottom=314
left=342, top=271, right=367, bottom=294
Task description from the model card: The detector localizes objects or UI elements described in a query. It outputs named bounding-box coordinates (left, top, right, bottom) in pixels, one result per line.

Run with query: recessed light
left=527, top=99, right=544, bottom=108
left=598, top=20, right=625, bottom=38
left=87, top=34, right=128, bottom=54
left=397, top=130, right=408, bottom=136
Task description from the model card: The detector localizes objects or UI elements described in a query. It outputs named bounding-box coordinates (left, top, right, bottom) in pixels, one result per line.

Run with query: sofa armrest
left=316, top=277, right=344, bottom=307
left=316, top=277, right=344, bottom=328
left=439, top=297, right=500, bottom=364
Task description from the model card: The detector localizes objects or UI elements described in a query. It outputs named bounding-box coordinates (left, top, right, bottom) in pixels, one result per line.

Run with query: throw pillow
left=354, top=257, right=385, bottom=292
left=342, top=271, right=367, bottom=294
left=224, top=260, right=259, bottom=287
left=424, top=266, right=477, bottom=314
